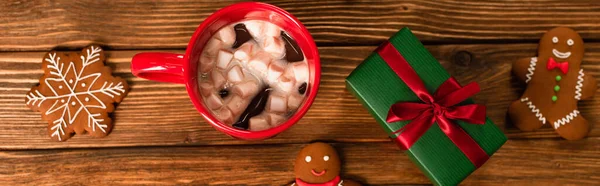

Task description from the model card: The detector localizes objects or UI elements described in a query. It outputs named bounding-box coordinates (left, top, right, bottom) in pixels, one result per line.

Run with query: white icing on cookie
left=552, top=49, right=571, bottom=59
left=525, top=57, right=537, bottom=83
left=520, top=97, right=546, bottom=124
left=575, top=69, right=584, bottom=100
left=554, top=110, right=580, bottom=129
left=567, top=39, right=574, bottom=46
left=520, top=97, right=581, bottom=129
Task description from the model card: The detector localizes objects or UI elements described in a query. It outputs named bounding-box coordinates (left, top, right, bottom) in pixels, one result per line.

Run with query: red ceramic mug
left=130, top=2, right=320, bottom=140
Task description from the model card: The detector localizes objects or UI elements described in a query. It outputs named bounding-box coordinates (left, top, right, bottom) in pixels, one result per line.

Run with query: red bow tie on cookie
left=295, top=176, right=341, bottom=186
left=547, top=57, right=569, bottom=74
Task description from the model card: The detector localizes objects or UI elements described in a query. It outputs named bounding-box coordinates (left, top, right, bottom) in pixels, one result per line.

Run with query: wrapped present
left=346, top=28, right=507, bottom=186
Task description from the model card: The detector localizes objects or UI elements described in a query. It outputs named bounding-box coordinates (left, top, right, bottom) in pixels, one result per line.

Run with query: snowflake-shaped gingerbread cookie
left=25, top=45, right=129, bottom=141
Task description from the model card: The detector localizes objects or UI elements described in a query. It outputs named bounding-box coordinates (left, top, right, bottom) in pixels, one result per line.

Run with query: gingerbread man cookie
left=292, top=142, right=361, bottom=186
left=509, top=27, right=597, bottom=140
left=25, top=45, right=129, bottom=141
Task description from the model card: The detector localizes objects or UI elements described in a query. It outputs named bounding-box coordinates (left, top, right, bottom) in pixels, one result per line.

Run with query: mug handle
left=131, top=52, right=186, bottom=84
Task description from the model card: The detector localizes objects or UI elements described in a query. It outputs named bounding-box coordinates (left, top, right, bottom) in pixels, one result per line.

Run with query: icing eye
left=552, top=37, right=559, bottom=43
left=567, top=39, right=574, bottom=46
left=323, top=155, right=330, bottom=161
left=305, top=156, right=312, bottom=163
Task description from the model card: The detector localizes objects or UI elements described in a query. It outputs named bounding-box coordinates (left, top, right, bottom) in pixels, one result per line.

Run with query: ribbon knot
left=431, top=103, right=445, bottom=116
left=377, top=42, right=489, bottom=168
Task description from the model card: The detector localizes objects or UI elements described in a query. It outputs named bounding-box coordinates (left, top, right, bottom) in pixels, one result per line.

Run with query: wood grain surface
left=3, top=0, right=600, bottom=51
left=1, top=139, right=598, bottom=185
left=1, top=0, right=600, bottom=185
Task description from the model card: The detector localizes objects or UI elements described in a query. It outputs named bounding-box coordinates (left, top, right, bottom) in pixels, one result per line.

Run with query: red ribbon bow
left=377, top=42, right=489, bottom=168
left=547, top=57, right=569, bottom=74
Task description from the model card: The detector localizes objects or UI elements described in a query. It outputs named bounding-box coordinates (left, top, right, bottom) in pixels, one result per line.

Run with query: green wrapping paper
left=345, top=28, right=507, bottom=186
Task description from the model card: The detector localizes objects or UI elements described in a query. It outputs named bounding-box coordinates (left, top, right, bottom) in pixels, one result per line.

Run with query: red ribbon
left=295, top=176, right=341, bottom=186
left=378, top=42, right=489, bottom=168
left=547, top=57, right=569, bottom=74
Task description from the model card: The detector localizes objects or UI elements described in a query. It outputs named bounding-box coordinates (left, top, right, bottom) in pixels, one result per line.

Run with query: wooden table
left=1, top=1, right=599, bottom=185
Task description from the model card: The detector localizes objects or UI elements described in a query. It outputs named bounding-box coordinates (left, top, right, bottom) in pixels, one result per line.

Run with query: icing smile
left=553, top=49, right=571, bottom=59
left=311, top=169, right=326, bottom=176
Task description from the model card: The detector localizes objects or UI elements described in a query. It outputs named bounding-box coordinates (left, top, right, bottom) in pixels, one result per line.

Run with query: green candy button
left=552, top=96, right=558, bottom=102
left=556, top=75, right=562, bottom=81
left=554, top=85, right=560, bottom=92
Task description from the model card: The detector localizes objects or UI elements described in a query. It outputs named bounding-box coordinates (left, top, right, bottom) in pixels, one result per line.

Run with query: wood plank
left=0, top=139, right=597, bottom=185
left=1, top=44, right=599, bottom=149
left=3, top=0, right=600, bottom=51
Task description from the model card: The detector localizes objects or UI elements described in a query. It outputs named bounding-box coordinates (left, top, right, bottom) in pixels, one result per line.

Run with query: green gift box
left=346, top=28, right=507, bottom=186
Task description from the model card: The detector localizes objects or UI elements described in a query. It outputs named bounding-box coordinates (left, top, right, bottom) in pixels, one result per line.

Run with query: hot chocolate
left=197, top=20, right=309, bottom=131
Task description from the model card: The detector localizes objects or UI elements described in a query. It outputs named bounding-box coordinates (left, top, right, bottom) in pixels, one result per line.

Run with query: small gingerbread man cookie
left=292, top=142, right=361, bottom=186
left=509, top=27, right=597, bottom=140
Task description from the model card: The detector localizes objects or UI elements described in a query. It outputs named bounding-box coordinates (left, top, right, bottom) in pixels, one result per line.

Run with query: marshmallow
left=200, top=53, right=212, bottom=64
left=199, top=82, right=214, bottom=97
left=266, top=61, right=284, bottom=84
left=249, top=115, right=270, bottom=131
left=286, top=62, right=309, bottom=82
left=244, top=20, right=265, bottom=39
left=248, top=51, right=272, bottom=74
left=216, top=50, right=234, bottom=70
left=227, top=65, right=245, bottom=83
left=287, top=94, right=304, bottom=110
left=215, top=25, right=236, bottom=47
left=211, top=70, right=226, bottom=89
left=233, top=42, right=254, bottom=63
left=263, top=36, right=285, bottom=59
left=204, top=38, right=222, bottom=57
left=232, top=81, right=259, bottom=99
left=277, top=76, right=296, bottom=93
left=226, top=95, right=248, bottom=116
left=267, top=113, right=286, bottom=127
left=206, top=93, right=223, bottom=110
left=199, top=54, right=215, bottom=73
left=245, top=20, right=281, bottom=39
left=264, top=22, right=281, bottom=38
left=267, top=94, right=287, bottom=113
left=215, top=108, right=233, bottom=124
